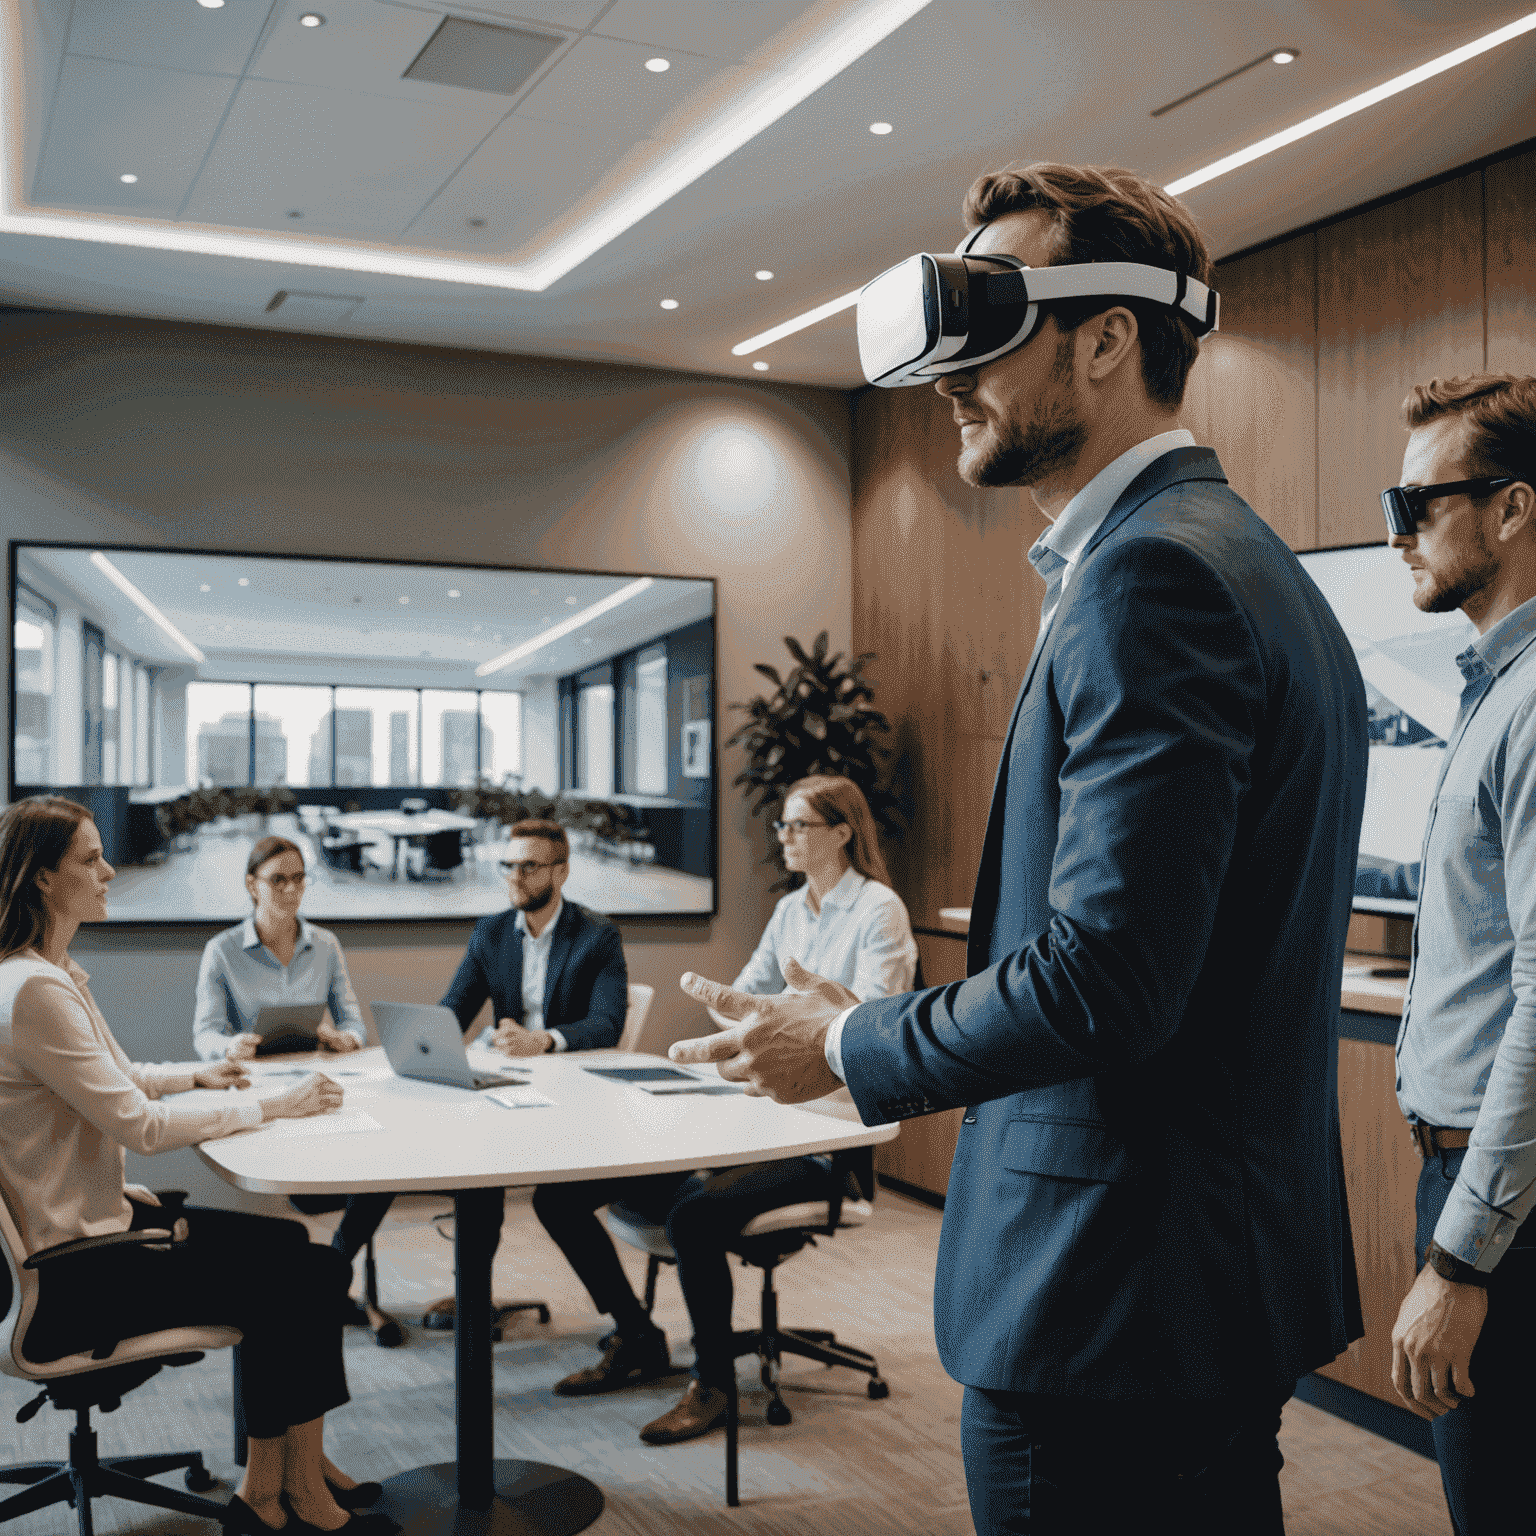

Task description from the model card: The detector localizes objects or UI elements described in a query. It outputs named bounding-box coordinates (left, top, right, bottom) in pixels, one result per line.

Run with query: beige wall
left=0, top=311, right=852, bottom=1200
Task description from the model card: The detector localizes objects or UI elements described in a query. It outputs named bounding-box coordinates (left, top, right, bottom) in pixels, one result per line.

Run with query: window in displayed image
left=422, top=689, right=484, bottom=788
left=477, top=691, right=523, bottom=784
left=186, top=681, right=254, bottom=787
left=633, top=644, right=668, bottom=795
left=13, top=589, right=55, bottom=785
left=333, top=688, right=421, bottom=787
left=252, top=685, right=336, bottom=789
left=579, top=681, right=616, bottom=796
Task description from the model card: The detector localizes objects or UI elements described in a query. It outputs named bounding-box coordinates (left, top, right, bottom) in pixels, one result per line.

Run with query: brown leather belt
left=1408, top=1123, right=1473, bottom=1160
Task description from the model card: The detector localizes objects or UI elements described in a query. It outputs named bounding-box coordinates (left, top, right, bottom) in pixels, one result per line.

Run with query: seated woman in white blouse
left=531, top=774, right=918, bottom=1447
left=193, top=836, right=399, bottom=1347
left=0, top=797, right=375, bottom=1534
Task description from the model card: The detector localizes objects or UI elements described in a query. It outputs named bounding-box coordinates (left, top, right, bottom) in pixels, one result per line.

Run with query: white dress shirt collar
left=803, top=867, right=867, bottom=915
left=240, top=915, right=315, bottom=956
left=1030, top=428, right=1196, bottom=591
left=515, top=896, right=564, bottom=945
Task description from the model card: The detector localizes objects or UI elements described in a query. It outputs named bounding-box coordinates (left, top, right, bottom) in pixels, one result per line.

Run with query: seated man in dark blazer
left=418, top=817, right=629, bottom=1326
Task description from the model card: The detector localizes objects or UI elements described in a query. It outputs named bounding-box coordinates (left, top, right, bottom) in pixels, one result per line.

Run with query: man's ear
left=1083, top=307, right=1139, bottom=382
left=1496, top=481, right=1536, bottom=544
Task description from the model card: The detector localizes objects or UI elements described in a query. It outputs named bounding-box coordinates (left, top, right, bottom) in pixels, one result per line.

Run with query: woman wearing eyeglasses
left=532, top=774, right=918, bottom=1446
left=193, top=838, right=401, bottom=1351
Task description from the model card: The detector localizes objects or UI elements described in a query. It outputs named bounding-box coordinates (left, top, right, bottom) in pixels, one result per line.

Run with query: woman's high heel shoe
left=223, top=1494, right=289, bottom=1534
left=325, top=1478, right=382, bottom=1509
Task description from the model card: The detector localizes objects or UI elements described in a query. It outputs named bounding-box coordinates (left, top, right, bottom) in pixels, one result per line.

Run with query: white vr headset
left=856, top=224, right=1220, bottom=388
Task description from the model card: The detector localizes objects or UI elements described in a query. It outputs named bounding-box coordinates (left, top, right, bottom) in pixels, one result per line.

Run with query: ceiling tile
left=179, top=79, right=509, bottom=239
left=404, top=17, right=565, bottom=96
left=249, top=0, right=449, bottom=94
left=402, top=115, right=626, bottom=247
left=592, top=1, right=815, bottom=62
left=63, top=0, right=276, bottom=77
left=511, top=31, right=719, bottom=132
left=33, top=55, right=239, bottom=218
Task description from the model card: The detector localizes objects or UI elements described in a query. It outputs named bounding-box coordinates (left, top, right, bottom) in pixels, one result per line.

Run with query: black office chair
left=603, top=1144, right=887, bottom=1507
left=420, top=1206, right=550, bottom=1340
left=1, top=1188, right=239, bottom=1536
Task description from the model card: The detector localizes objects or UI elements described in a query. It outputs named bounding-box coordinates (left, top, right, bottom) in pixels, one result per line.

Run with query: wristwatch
left=1424, top=1240, right=1490, bottom=1287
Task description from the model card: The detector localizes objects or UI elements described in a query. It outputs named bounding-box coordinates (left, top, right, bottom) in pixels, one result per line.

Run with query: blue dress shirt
left=1397, top=593, right=1536, bottom=1272
left=193, top=917, right=366, bottom=1061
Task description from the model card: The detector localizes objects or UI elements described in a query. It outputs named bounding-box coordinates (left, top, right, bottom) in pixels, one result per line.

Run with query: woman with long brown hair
left=0, top=797, right=379, bottom=1533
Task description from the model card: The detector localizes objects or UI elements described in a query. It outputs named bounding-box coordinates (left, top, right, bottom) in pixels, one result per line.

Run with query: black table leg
left=377, top=1188, right=603, bottom=1536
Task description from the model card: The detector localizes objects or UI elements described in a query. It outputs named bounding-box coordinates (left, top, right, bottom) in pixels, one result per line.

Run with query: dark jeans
left=1415, top=1145, right=1536, bottom=1536
left=26, top=1201, right=351, bottom=1441
left=532, top=1157, right=836, bottom=1388
left=960, top=1386, right=1291, bottom=1535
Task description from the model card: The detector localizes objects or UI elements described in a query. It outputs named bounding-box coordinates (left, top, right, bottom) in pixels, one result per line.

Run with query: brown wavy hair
left=1402, top=375, right=1536, bottom=483
left=507, top=819, right=570, bottom=859
left=0, top=797, right=95, bottom=961
left=961, top=162, right=1214, bottom=409
left=783, top=776, right=891, bottom=887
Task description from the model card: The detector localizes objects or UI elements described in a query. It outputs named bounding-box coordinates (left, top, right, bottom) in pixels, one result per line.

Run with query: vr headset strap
left=982, top=263, right=1219, bottom=335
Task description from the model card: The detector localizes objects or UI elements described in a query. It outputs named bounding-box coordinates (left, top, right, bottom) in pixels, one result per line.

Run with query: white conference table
left=195, top=1046, right=897, bottom=1536
left=328, top=812, right=479, bottom=880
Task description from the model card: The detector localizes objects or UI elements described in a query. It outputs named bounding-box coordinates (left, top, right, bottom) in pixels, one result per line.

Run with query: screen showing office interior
left=1297, top=542, right=1475, bottom=917
left=10, top=545, right=715, bottom=922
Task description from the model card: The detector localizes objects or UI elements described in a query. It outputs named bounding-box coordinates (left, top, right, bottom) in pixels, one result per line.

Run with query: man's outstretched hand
left=672, top=958, right=859, bottom=1103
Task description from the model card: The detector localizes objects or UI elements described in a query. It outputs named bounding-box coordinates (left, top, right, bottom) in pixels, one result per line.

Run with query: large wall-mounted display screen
left=10, top=544, right=715, bottom=923
left=1298, top=541, right=1475, bottom=918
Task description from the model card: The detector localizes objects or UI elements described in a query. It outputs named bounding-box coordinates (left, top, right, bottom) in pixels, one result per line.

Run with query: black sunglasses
left=1380, top=476, right=1516, bottom=537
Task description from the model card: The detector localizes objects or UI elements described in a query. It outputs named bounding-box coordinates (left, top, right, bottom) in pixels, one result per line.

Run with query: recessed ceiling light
left=753, top=360, right=770, bottom=371
left=869, top=121, right=893, bottom=134
left=659, top=298, right=679, bottom=309
left=119, top=173, right=138, bottom=184
left=1271, top=50, right=1296, bottom=64
left=448, top=589, right=460, bottom=598
left=565, top=596, right=579, bottom=605
left=755, top=270, right=774, bottom=281
left=286, top=210, right=303, bottom=219
left=399, top=595, right=410, bottom=605
left=197, top=0, right=226, bottom=8
left=237, top=577, right=249, bottom=586
left=645, top=58, right=670, bottom=73
left=299, top=12, right=325, bottom=26
left=466, top=218, right=485, bottom=228
left=200, top=583, right=210, bottom=592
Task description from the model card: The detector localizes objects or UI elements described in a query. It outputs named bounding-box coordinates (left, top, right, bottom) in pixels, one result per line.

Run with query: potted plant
left=727, top=631, right=901, bottom=884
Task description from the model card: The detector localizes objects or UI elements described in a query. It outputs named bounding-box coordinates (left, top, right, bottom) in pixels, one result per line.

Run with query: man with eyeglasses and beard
left=415, top=817, right=628, bottom=1330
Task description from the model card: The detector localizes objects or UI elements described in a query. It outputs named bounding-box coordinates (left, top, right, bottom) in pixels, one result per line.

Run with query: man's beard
left=957, top=334, right=1087, bottom=490
left=516, top=885, right=556, bottom=913
left=1413, top=526, right=1499, bottom=615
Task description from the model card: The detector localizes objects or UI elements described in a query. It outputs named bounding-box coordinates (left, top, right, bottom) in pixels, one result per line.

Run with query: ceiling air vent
left=265, top=291, right=365, bottom=326
left=404, top=17, right=563, bottom=96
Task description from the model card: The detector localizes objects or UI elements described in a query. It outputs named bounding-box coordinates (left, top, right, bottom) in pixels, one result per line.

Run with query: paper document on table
left=255, top=1111, right=384, bottom=1138
left=482, top=1086, right=556, bottom=1110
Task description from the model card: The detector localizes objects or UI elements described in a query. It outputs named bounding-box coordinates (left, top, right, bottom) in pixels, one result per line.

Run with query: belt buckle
left=1409, top=1123, right=1433, bottom=1161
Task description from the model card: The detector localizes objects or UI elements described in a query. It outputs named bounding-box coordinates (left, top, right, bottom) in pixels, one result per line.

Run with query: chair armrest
left=23, top=1230, right=175, bottom=1269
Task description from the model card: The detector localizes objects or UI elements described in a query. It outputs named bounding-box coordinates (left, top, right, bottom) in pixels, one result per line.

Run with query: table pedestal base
left=378, top=1460, right=602, bottom=1536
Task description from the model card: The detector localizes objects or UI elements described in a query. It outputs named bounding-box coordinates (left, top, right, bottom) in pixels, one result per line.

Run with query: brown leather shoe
left=421, top=1296, right=455, bottom=1330
left=638, top=1381, right=731, bottom=1445
left=552, top=1329, right=672, bottom=1397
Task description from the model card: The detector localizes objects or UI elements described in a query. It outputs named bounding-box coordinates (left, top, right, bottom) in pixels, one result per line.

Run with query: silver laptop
left=373, top=1001, right=529, bottom=1092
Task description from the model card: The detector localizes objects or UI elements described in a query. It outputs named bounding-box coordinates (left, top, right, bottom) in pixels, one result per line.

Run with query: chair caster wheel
left=184, top=1465, right=216, bottom=1493
left=765, top=1399, right=792, bottom=1427
left=867, top=1378, right=889, bottom=1400
left=490, top=1326, right=502, bottom=1343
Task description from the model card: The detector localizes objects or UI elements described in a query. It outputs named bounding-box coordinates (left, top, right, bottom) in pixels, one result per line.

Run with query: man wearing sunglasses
left=1383, top=374, right=1536, bottom=1536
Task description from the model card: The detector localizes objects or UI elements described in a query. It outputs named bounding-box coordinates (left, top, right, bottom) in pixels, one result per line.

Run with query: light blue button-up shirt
left=1396, top=593, right=1536, bottom=1272
left=193, top=917, right=366, bottom=1061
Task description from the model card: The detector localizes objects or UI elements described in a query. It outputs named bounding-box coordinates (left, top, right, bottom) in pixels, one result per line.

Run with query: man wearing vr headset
left=674, top=161, right=1367, bottom=1534
left=1382, top=374, right=1536, bottom=1536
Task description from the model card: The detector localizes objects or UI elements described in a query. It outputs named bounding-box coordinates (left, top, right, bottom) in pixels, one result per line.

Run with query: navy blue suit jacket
left=440, top=901, right=627, bottom=1052
left=841, top=448, right=1368, bottom=1401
